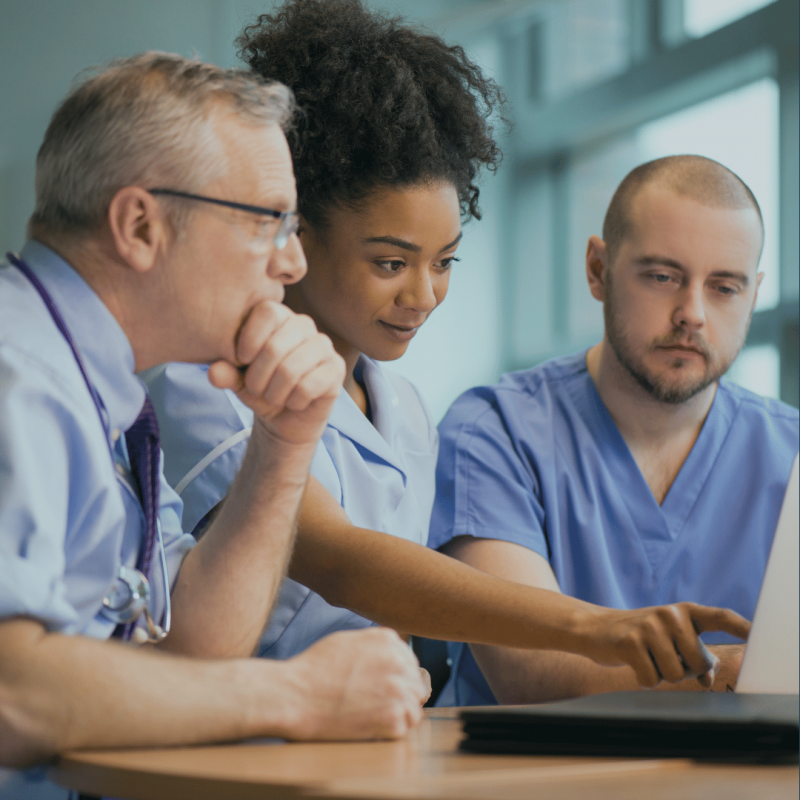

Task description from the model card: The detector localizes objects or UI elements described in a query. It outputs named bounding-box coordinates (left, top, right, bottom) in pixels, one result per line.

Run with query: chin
left=363, top=341, right=412, bottom=363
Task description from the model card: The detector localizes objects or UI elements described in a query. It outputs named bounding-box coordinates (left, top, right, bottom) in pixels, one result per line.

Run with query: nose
left=268, top=232, right=307, bottom=285
left=397, top=265, right=438, bottom=313
left=672, top=283, right=706, bottom=332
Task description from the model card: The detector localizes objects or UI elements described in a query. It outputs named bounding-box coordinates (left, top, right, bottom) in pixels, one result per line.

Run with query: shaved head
left=602, top=155, right=763, bottom=263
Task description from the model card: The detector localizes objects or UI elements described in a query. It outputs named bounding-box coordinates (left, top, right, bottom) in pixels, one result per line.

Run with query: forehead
left=622, top=184, right=763, bottom=274
left=210, top=112, right=296, bottom=205
left=332, top=183, right=461, bottom=232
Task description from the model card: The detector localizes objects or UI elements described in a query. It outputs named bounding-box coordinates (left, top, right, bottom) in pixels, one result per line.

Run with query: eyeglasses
left=148, top=188, right=299, bottom=250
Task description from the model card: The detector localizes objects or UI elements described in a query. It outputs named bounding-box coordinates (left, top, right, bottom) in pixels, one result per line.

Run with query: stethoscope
left=7, top=252, right=171, bottom=643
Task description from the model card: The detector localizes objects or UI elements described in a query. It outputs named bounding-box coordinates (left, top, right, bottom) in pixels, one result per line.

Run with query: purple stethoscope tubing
left=6, top=251, right=112, bottom=453
left=5, top=251, right=169, bottom=640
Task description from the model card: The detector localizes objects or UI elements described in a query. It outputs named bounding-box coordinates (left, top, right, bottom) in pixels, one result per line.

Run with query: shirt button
left=115, top=463, right=127, bottom=477
left=111, top=428, right=121, bottom=442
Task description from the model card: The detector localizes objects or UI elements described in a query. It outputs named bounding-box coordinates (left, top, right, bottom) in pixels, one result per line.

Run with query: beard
left=603, top=280, right=747, bottom=405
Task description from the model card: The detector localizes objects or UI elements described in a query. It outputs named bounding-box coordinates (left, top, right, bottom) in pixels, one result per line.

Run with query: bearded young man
left=430, top=154, right=799, bottom=707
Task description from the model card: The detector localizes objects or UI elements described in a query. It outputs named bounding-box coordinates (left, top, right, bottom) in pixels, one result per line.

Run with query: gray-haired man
left=0, top=52, right=426, bottom=799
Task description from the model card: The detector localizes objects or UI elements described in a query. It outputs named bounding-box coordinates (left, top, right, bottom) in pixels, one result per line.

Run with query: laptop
left=460, top=455, right=800, bottom=762
left=736, top=454, right=799, bottom=694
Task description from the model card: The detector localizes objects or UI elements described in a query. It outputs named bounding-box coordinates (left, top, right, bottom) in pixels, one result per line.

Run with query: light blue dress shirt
left=144, top=354, right=438, bottom=659
left=428, top=351, right=800, bottom=706
left=0, top=243, right=194, bottom=797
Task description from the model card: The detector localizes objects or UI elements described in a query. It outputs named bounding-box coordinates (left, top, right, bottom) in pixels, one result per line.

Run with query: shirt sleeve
left=0, top=347, right=96, bottom=630
left=428, top=387, right=549, bottom=559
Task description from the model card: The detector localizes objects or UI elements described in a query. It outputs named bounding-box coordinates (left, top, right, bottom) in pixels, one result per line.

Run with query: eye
left=375, top=259, right=406, bottom=273
left=255, top=216, right=278, bottom=232
left=712, top=283, right=740, bottom=297
left=436, top=256, right=461, bottom=272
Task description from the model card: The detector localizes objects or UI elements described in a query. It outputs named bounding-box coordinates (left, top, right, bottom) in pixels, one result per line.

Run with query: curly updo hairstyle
left=237, top=0, right=506, bottom=228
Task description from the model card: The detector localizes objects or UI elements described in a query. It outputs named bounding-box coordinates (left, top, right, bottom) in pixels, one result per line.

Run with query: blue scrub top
left=144, top=354, right=438, bottom=659
left=429, top=351, right=799, bottom=706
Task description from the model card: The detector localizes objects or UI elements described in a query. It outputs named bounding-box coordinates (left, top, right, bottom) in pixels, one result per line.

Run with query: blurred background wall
left=1, top=0, right=797, bottom=420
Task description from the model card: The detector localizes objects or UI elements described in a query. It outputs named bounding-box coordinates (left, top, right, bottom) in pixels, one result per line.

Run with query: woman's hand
left=579, top=603, right=750, bottom=688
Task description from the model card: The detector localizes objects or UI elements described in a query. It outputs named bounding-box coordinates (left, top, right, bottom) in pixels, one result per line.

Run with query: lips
left=657, top=344, right=705, bottom=359
left=378, top=320, right=422, bottom=342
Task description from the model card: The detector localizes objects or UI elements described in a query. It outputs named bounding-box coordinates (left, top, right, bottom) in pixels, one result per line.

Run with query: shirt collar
left=327, top=355, right=405, bottom=477
left=19, top=240, right=145, bottom=434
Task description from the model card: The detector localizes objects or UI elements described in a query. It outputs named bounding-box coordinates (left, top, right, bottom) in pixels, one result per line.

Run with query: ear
left=586, top=235, right=609, bottom=302
left=751, top=271, right=764, bottom=311
left=107, top=187, right=168, bottom=274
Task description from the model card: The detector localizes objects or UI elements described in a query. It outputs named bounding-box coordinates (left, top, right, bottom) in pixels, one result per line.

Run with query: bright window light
left=726, top=344, right=780, bottom=399
left=684, top=0, right=775, bottom=38
left=635, top=78, right=780, bottom=311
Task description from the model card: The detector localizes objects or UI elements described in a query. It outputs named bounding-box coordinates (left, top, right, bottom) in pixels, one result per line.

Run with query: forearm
left=164, top=424, right=317, bottom=658
left=470, top=644, right=637, bottom=704
left=291, top=520, right=589, bottom=653
left=470, top=643, right=744, bottom=704
left=0, top=619, right=293, bottom=768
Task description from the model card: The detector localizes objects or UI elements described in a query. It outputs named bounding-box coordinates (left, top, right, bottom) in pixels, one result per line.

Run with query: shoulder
left=143, top=362, right=253, bottom=427
left=717, top=379, right=799, bottom=431
left=1, top=265, right=75, bottom=372
left=714, top=380, right=799, bottom=479
left=368, top=359, right=436, bottom=439
left=439, top=351, right=588, bottom=440
left=0, top=271, right=92, bottom=413
left=142, top=362, right=254, bottom=513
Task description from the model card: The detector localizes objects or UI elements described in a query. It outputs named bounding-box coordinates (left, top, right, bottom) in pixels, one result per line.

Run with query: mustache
left=652, top=331, right=712, bottom=359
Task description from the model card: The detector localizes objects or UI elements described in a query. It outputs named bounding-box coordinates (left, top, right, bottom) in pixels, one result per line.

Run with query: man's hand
left=284, top=628, right=427, bottom=741
left=208, top=301, right=345, bottom=446
left=581, top=603, right=750, bottom=689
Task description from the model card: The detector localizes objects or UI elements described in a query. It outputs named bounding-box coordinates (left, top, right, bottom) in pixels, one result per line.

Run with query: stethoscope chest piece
left=101, top=565, right=150, bottom=624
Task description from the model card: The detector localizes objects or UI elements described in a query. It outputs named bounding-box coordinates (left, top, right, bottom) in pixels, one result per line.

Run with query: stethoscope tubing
left=6, top=251, right=171, bottom=641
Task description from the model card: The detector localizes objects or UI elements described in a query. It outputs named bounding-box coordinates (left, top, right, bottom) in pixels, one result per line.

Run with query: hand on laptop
left=581, top=603, right=750, bottom=689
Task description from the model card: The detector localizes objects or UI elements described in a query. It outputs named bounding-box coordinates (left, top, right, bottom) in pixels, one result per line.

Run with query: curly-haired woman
left=145, top=0, right=747, bottom=703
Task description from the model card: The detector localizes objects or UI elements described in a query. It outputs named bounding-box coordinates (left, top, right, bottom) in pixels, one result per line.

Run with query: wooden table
left=50, top=707, right=799, bottom=800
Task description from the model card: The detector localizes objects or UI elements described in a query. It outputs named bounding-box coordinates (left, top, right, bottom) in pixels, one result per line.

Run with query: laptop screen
left=736, top=454, right=799, bottom=694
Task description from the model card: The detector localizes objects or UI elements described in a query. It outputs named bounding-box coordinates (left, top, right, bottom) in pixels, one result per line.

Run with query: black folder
left=460, top=691, right=799, bottom=763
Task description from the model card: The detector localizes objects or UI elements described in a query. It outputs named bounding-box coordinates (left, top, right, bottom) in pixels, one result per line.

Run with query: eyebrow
left=635, top=255, right=750, bottom=285
left=361, top=232, right=463, bottom=253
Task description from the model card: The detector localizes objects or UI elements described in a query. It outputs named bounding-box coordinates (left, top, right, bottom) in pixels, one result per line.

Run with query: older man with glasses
left=0, top=52, right=427, bottom=800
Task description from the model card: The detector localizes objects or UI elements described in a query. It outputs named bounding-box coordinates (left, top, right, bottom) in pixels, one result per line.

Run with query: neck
left=34, top=231, right=158, bottom=372
left=284, top=282, right=366, bottom=413
left=586, top=339, right=716, bottom=504
left=587, top=339, right=716, bottom=445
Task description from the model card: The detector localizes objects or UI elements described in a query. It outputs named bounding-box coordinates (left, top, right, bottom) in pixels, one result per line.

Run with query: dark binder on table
left=460, top=691, right=799, bottom=763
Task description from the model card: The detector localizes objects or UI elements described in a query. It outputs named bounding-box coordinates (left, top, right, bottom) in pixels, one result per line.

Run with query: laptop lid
left=736, top=454, right=799, bottom=694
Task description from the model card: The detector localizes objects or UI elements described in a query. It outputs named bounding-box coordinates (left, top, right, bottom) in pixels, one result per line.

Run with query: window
left=727, top=344, right=781, bottom=399
left=684, top=0, right=776, bottom=38
left=635, top=78, right=780, bottom=310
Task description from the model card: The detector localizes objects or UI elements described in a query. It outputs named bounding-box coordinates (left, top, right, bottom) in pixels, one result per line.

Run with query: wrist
left=244, top=422, right=319, bottom=484
left=252, top=656, right=320, bottom=741
left=561, top=599, right=606, bottom=657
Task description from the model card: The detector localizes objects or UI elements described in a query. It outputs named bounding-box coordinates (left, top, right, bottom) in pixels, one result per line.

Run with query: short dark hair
left=236, top=0, right=507, bottom=228
left=602, top=154, right=763, bottom=262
